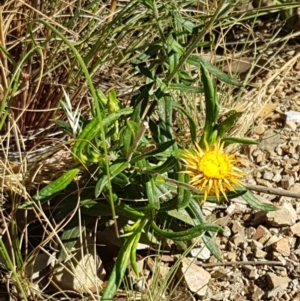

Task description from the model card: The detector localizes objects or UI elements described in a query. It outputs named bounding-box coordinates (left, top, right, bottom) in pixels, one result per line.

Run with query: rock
left=176, top=257, right=211, bottom=297
left=265, top=204, right=297, bottom=227
left=52, top=236, right=105, bottom=294
left=255, top=249, right=267, bottom=258
left=231, top=221, right=244, bottom=234
left=190, top=244, right=211, bottom=260
left=250, top=239, right=263, bottom=251
left=272, top=238, right=290, bottom=256
left=259, top=129, right=283, bottom=152
left=285, top=110, right=300, bottom=122
left=290, top=222, right=300, bottom=236
left=266, top=272, right=291, bottom=290
left=281, top=175, right=295, bottom=189
left=285, top=120, right=297, bottom=131
left=264, top=235, right=280, bottom=248
left=272, top=173, right=282, bottom=183
left=253, top=225, right=271, bottom=244
left=254, top=125, right=266, bottom=135
left=263, top=171, right=274, bottom=180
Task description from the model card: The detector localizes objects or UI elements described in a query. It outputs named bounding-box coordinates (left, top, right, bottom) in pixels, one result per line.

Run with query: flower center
left=199, top=151, right=231, bottom=179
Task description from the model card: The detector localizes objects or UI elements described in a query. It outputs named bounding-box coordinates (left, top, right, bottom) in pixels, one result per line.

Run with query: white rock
left=190, top=244, right=211, bottom=260
left=176, top=257, right=211, bottom=297
left=285, top=110, right=300, bottom=122
left=52, top=236, right=105, bottom=293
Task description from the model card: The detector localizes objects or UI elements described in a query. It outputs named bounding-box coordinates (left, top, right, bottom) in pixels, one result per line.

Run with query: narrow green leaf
left=216, top=111, right=242, bottom=139
left=146, top=177, right=160, bottom=209
left=166, top=34, right=185, bottom=55
left=130, top=140, right=175, bottom=163
left=102, top=234, right=136, bottom=299
left=95, top=161, right=129, bottom=197
left=172, top=101, right=197, bottom=142
left=150, top=156, right=177, bottom=174
left=242, top=190, right=278, bottom=211
left=32, top=167, right=80, bottom=202
left=168, top=83, right=203, bottom=93
left=222, top=137, right=259, bottom=147
left=199, top=63, right=219, bottom=148
left=173, top=15, right=195, bottom=33
left=188, top=198, right=222, bottom=261
left=187, top=55, right=242, bottom=87
left=151, top=220, right=221, bottom=241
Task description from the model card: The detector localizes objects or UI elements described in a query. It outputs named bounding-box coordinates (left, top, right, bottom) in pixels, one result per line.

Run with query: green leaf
left=157, top=96, right=173, bottom=142
left=81, top=199, right=146, bottom=218
left=216, top=111, right=242, bottom=139
left=199, top=63, right=219, bottom=148
left=187, top=55, right=242, bottom=87
left=130, top=140, right=175, bottom=163
left=222, top=137, right=259, bottom=147
left=173, top=15, right=195, bottom=33
left=166, top=34, right=185, bottom=55
left=188, top=198, right=222, bottom=261
left=150, top=156, right=177, bottom=174
left=151, top=220, right=221, bottom=241
left=172, top=101, right=197, bottom=142
left=167, top=209, right=195, bottom=226
left=95, top=161, right=129, bottom=197
left=242, top=190, right=278, bottom=212
left=168, top=83, right=203, bottom=93
left=122, top=120, right=140, bottom=154
left=102, top=233, right=136, bottom=299
left=32, top=167, right=80, bottom=203
left=146, top=177, right=160, bottom=210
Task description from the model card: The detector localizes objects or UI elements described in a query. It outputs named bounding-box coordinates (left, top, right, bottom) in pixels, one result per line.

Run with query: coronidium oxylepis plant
left=23, top=31, right=278, bottom=299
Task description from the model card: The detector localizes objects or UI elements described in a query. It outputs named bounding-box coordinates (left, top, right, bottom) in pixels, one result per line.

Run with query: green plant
left=1, top=0, right=288, bottom=299
left=20, top=6, right=279, bottom=300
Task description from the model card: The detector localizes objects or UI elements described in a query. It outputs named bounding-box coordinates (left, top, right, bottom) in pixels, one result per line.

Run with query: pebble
left=289, top=222, right=300, bottom=236
left=263, top=171, right=274, bottom=180
left=176, top=257, right=211, bottom=297
left=266, top=272, right=291, bottom=290
left=281, top=175, right=295, bottom=189
left=272, top=238, right=290, bottom=256
left=265, top=205, right=297, bottom=227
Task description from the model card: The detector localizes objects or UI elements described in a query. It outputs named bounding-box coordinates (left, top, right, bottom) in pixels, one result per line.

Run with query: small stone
left=281, top=176, right=295, bottom=189
left=285, top=110, right=300, bottom=122
left=295, top=61, right=300, bottom=71
left=256, top=152, right=265, bottom=163
left=290, top=183, right=300, bottom=192
left=285, top=120, right=297, bottom=131
left=266, top=205, right=296, bottom=227
left=290, top=222, right=300, bottom=237
left=263, top=171, right=274, bottom=180
left=176, top=257, right=211, bottom=297
left=264, top=235, right=280, bottom=248
left=251, top=240, right=263, bottom=251
left=253, top=225, right=272, bottom=245
left=255, top=249, right=267, bottom=258
left=267, top=272, right=291, bottom=290
left=251, top=284, right=264, bottom=301
left=226, top=252, right=236, bottom=261
left=248, top=269, right=259, bottom=280
left=254, top=125, right=266, bottom=135
left=222, top=226, right=231, bottom=238
left=231, top=221, right=244, bottom=234
left=272, top=173, right=282, bottom=183
left=190, top=244, right=211, bottom=260
left=272, top=238, right=290, bottom=256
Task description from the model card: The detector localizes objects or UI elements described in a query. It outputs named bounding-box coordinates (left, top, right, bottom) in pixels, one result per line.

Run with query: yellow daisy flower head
left=181, top=140, right=244, bottom=203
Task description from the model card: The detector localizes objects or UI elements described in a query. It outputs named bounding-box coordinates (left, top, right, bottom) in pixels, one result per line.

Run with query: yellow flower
left=181, top=141, right=244, bottom=203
